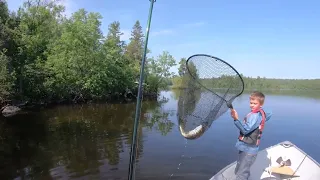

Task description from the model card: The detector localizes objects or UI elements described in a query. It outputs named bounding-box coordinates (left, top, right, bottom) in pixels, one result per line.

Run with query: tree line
left=0, top=0, right=176, bottom=106
left=171, top=58, right=320, bottom=91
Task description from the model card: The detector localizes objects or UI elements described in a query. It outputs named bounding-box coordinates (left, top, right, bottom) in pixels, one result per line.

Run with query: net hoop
left=186, top=54, right=245, bottom=101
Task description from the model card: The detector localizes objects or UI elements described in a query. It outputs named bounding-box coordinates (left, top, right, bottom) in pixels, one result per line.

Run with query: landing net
left=177, top=54, right=244, bottom=139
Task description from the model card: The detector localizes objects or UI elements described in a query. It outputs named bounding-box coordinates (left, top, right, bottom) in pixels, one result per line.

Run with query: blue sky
left=7, top=0, right=320, bottom=79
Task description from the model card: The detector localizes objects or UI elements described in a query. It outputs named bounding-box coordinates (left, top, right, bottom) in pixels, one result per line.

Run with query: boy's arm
left=234, top=114, right=260, bottom=135
left=234, top=110, right=273, bottom=135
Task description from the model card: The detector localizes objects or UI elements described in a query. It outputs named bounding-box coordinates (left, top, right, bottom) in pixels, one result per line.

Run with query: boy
left=230, top=91, right=272, bottom=180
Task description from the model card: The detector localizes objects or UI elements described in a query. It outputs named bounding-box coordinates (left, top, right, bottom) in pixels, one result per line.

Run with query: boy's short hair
left=250, top=91, right=265, bottom=105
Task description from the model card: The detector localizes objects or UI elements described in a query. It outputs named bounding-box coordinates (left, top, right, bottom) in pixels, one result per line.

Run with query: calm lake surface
left=1, top=90, right=320, bottom=180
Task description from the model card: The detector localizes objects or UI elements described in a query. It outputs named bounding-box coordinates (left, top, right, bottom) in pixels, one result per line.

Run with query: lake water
left=1, top=90, right=320, bottom=180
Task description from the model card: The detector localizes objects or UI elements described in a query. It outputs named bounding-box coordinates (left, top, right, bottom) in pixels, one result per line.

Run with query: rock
left=1, top=105, right=22, bottom=117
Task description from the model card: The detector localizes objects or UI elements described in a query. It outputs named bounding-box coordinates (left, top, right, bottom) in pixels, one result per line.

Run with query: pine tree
left=125, top=20, right=145, bottom=64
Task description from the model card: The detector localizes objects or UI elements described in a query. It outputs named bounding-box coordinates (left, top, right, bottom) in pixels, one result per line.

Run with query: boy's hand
left=231, top=109, right=238, bottom=120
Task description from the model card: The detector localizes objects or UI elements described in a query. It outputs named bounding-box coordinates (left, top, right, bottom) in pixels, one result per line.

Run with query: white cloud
left=120, top=29, right=131, bottom=41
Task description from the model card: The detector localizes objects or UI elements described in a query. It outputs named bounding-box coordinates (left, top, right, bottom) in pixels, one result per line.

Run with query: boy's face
left=249, top=97, right=262, bottom=110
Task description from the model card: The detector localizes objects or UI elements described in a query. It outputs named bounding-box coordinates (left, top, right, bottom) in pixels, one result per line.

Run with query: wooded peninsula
left=1, top=0, right=319, bottom=109
left=0, top=0, right=176, bottom=106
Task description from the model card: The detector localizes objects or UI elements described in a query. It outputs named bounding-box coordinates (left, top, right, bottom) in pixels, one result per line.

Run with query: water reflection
left=1, top=89, right=320, bottom=179
left=0, top=96, right=174, bottom=179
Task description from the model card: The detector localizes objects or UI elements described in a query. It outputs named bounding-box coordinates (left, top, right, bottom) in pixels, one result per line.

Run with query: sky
left=7, top=0, right=320, bottom=79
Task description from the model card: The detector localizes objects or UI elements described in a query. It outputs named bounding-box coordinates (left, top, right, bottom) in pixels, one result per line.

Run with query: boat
left=210, top=141, right=320, bottom=180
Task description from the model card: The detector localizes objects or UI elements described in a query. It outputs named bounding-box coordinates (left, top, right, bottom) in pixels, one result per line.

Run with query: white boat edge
left=209, top=140, right=320, bottom=180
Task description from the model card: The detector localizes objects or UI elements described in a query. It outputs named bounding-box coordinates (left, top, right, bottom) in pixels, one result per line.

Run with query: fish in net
left=177, top=54, right=244, bottom=140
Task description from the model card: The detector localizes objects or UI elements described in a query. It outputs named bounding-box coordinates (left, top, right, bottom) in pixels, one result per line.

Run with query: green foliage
left=0, top=50, right=15, bottom=102
left=241, top=75, right=320, bottom=90
left=45, top=9, right=105, bottom=100
left=125, top=20, right=147, bottom=78
left=178, top=58, right=186, bottom=76
left=145, top=51, right=176, bottom=93
left=0, top=0, right=177, bottom=104
left=102, top=21, right=136, bottom=93
left=7, top=0, right=66, bottom=101
left=171, top=58, right=200, bottom=90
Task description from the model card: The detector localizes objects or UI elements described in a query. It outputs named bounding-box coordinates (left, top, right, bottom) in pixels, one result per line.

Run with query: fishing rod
left=127, top=0, right=156, bottom=180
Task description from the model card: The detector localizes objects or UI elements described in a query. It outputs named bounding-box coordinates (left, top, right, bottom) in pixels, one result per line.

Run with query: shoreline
left=0, top=91, right=159, bottom=118
left=2, top=87, right=320, bottom=118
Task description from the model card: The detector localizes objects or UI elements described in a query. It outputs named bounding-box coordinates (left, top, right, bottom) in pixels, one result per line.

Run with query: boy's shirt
left=234, top=108, right=273, bottom=154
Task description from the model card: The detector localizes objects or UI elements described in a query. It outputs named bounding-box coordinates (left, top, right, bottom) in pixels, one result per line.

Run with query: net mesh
left=177, top=55, right=244, bottom=140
